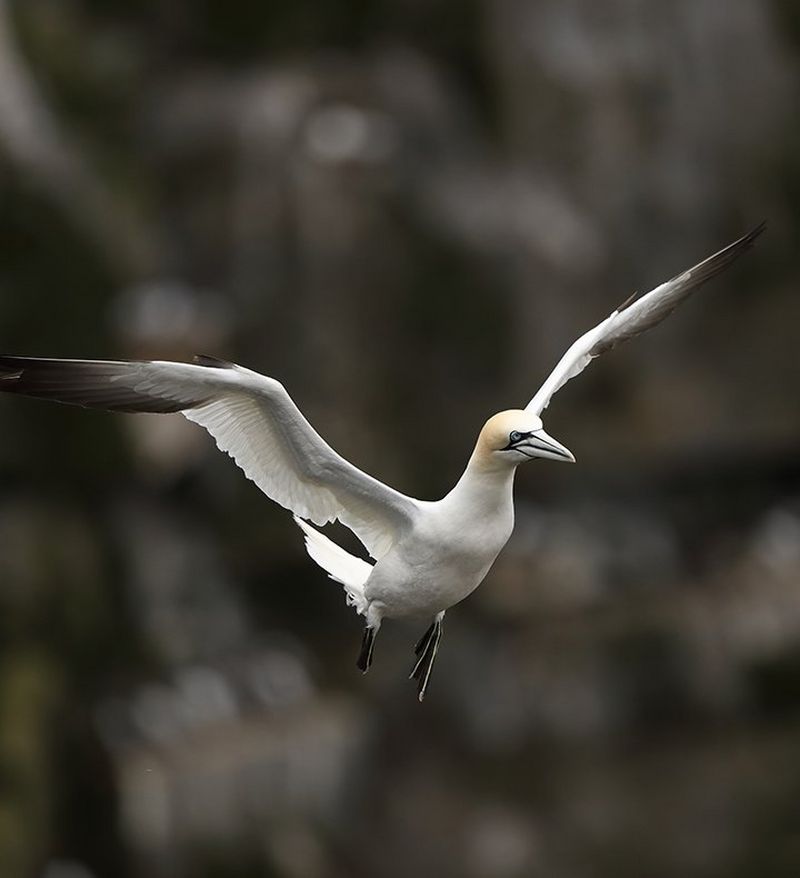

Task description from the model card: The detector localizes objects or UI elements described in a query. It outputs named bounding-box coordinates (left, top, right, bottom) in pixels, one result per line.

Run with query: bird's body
left=366, top=451, right=517, bottom=619
left=0, top=224, right=765, bottom=699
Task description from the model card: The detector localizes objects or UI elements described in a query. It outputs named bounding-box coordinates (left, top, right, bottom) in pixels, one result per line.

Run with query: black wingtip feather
left=615, top=222, right=766, bottom=314
left=686, top=220, right=767, bottom=284
left=719, top=220, right=767, bottom=257
left=0, top=356, right=197, bottom=413
left=733, top=220, right=767, bottom=255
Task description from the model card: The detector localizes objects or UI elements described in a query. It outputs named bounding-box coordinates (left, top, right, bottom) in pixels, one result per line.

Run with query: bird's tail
left=293, top=516, right=373, bottom=616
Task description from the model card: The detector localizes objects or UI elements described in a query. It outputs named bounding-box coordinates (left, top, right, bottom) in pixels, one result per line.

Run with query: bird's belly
left=365, top=527, right=509, bottom=619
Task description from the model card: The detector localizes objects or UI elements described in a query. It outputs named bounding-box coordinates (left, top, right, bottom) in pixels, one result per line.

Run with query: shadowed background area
left=0, top=1, right=798, bottom=876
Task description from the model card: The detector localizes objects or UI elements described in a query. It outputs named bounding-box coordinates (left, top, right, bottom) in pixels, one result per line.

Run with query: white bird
left=0, top=224, right=764, bottom=699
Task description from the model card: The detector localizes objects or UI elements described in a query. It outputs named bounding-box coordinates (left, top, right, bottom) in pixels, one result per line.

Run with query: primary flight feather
left=0, top=224, right=764, bottom=699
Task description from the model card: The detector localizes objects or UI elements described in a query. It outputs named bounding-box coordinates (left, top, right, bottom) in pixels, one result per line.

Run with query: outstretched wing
left=0, top=355, right=417, bottom=558
left=525, top=223, right=765, bottom=415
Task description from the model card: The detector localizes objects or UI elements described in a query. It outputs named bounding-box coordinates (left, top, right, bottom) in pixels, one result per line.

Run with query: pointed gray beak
left=524, top=428, right=576, bottom=463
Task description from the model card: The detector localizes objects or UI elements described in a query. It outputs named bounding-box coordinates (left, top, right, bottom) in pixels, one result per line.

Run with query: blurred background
left=0, top=1, right=798, bottom=876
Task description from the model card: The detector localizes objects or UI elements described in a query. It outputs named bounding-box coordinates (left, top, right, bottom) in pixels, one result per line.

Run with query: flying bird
left=0, top=224, right=764, bottom=699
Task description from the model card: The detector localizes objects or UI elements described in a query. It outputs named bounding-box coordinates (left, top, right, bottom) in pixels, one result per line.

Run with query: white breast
left=364, top=471, right=516, bottom=618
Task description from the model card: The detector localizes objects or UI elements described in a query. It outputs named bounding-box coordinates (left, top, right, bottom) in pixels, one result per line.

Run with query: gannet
left=0, top=224, right=764, bottom=699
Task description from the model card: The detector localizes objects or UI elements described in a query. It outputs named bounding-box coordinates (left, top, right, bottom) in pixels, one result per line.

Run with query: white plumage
left=0, top=224, right=764, bottom=699
left=293, top=515, right=372, bottom=615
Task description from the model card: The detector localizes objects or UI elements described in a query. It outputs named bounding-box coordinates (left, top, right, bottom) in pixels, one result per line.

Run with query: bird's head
left=474, top=409, right=575, bottom=469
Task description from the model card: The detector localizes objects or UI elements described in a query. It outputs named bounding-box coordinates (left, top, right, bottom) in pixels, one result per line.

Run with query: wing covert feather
left=182, top=381, right=416, bottom=558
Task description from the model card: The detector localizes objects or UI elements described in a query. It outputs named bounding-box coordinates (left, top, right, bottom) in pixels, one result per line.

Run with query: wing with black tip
left=525, top=223, right=765, bottom=415
left=0, top=355, right=418, bottom=559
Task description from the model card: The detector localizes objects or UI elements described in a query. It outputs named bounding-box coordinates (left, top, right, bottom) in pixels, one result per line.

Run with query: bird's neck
left=445, top=450, right=517, bottom=512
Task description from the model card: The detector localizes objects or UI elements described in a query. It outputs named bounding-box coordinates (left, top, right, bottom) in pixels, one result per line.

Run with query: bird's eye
left=509, top=431, right=522, bottom=443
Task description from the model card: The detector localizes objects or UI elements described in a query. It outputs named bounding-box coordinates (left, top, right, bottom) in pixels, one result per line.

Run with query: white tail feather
left=293, top=515, right=372, bottom=615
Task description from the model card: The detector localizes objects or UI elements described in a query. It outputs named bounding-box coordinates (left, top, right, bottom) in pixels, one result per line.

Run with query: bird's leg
left=357, top=625, right=378, bottom=673
left=409, top=620, right=437, bottom=696
left=357, top=608, right=382, bottom=674
left=410, top=614, right=442, bottom=679
left=413, top=620, right=436, bottom=658
left=410, top=611, right=445, bottom=701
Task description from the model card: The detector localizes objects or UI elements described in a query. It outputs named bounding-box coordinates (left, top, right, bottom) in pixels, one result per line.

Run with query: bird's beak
left=524, top=428, right=576, bottom=463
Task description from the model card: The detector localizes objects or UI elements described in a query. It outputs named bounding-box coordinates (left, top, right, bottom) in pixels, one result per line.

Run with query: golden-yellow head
left=473, top=409, right=575, bottom=468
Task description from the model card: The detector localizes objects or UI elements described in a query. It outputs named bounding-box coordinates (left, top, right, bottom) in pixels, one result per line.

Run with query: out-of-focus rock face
left=482, top=0, right=796, bottom=453
left=0, top=1, right=798, bottom=877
